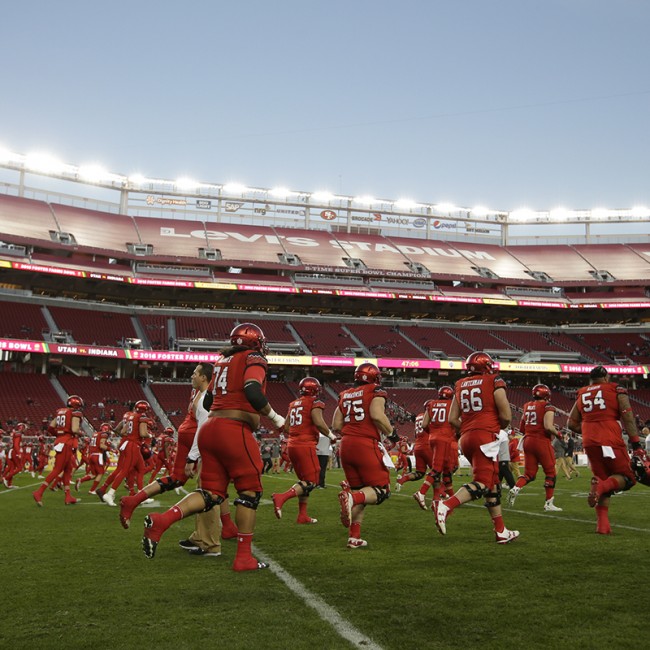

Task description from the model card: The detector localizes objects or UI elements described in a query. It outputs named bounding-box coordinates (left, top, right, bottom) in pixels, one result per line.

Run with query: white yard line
left=253, top=544, right=385, bottom=650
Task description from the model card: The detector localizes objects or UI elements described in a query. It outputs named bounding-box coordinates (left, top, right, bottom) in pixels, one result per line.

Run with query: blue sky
left=2, top=1, right=649, bottom=212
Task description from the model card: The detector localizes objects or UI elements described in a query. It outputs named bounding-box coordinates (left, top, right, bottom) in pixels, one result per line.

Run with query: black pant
left=317, top=454, right=329, bottom=487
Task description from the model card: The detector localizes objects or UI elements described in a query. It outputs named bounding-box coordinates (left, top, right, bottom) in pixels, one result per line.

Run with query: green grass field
left=1, top=467, right=648, bottom=650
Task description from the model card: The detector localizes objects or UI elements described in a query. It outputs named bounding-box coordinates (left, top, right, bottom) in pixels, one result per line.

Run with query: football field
left=2, top=468, right=648, bottom=649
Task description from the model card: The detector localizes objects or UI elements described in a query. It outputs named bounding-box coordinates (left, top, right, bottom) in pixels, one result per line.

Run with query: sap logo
left=225, top=202, right=242, bottom=212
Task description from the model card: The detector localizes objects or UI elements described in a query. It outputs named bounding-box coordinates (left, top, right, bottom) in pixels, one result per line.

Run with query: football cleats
left=66, top=395, right=84, bottom=410
left=465, top=352, right=495, bottom=375
left=354, top=362, right=382, bottom=385
left=134, top=400, right=150, bottom=414
left=229, top=322, right=268, bottom=354
left=631, top=450, right=650, bottom=487
left=299, top=376, right=322, bottom=397
left=532, top=383, right=551, bottom=400
left=438, top=386, right=454, bottom=400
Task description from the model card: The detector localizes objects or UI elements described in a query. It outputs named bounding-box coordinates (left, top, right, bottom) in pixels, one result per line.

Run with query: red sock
left=158, top=505, right=183, bottom=528
left=433, top=486, right=445, bottom=501
left=445, top=495, right=461, bottom=511
left=298, top=501, right=308, bottom=517
left=595, top=505, right=610, bottom=533
left=236, top=532, right=253, bottom=560
left=597, top=476, right=620, bottom=497
left=419, top=479, right=432, bottom=495
left=90, top=479, right=100, bottom=492
left=351, top=492, right=366, bottom=506
left=491, top=513, right=505, bottom=534
left=397, top=474, right=408, bottom=485
left=350, top=522, right=361, bottom=539
left=545, top=487, right=554, bottom=500
left=280, top=487, right=297, bottom=505
left=445, top=485, right=455, bottom=498
left=515, top=476, right=527, bottom=489
left=128, top=489, right=149, bottom=506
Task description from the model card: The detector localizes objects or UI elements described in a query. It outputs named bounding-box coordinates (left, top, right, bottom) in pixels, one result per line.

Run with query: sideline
left=253, top=543, right=385, bottom=650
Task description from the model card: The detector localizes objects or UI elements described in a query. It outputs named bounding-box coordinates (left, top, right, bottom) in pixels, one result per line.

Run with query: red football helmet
left=67, top=395, right=84, bottom=410
left=465, top=352, right=495, bottom=375
left=631, top=451, right=650, bottom=487
left=532, top=384, right=551, bottom=400
left=165, top=427, right=174, bottom=435
left=354, top=362, right=382, bottom=385
left=134, top=400, right=150, bottom=414
left=100, top=423, right=111, bottom=433
left=299, top=377, right=322, bottom=397
left=15, top=422, right=27, bottom=432
left=438, top=386, right=454, bottom=400
left=230, top=322, right=268, bottom=354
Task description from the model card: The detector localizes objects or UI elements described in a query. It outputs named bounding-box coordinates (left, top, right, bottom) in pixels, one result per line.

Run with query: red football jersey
left=575, top=381, right=627, bottom=447
left=52, top=406, right=82, bottom=445
left=337, top=383, right=388, bottom=441
left=519, top=400, right=555, bottom=439
left=453, top=373, right=507, bottom=435
left=287, top=395, right=326, bottom=447
left=178, top=388, right=200, bottom=437
left=413, top=413, right=429, bottom=449
left=209, top=349, right=268, bottom=413
left=426, top=399, right=455, bottom=442
left=123, top=412, right=150, bottom=443
left=89, top=430, right=109, bottom=453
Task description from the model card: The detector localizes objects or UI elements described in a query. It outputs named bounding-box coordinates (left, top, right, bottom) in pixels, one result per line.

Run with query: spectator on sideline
left=568, top=366, right=644, bottom=535
left=435, top=352, right=519, bottom=544
left=508, top=384, right=563, bottom=511
left=141, top=323, right=285, bottom=571
left=508, top=431, right=521, bottom=481
left=564, top=432, right=580, bottom=478
left=316, top=433, right=332, bottom=488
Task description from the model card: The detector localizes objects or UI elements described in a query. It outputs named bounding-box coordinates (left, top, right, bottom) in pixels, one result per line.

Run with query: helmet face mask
left=465, top=352, right=495, bottom=375
left=135, top=400, right=150, bottom=414
left=631, top=454, right=650, bottom=487
left=67, top=395, right=84, bottom=410
left=354, top=363, right=381, bottom=385
left=532, top=383, right=551, bottom=400
left=229, top=322, right=268, bottom=354
left=299, top=377, right=321, bottom=397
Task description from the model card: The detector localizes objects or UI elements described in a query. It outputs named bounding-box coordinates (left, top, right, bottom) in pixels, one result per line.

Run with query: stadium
left=1, top=150, right=648, bottom=649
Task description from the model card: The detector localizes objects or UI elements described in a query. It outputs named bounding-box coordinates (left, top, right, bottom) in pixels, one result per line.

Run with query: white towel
left=378, top=442, right=395, bottom=469
left=602, top=445, right=616, bottom=459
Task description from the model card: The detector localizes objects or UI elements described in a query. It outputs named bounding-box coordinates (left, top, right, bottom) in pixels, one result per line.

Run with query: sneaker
left=507, top=486, right=520, bottom=507
left=188, top=547, right=222, bottom=557
left=75, top=478, right=82, bottom=492
left=102, top=492, right=117, bottom=507
left=587, top=477, right=599, bottom=508
left=142, top=515, right=164, bottom=559
left=32, top=490, right=43, bottom=507
left=271, top=493, right=283, bottom=520
left=232, top=557, right=269, bottom=571
left=96, top=487, right=106, bottom=502
left=88, top=490, right=97, bottom=495
left=65, top=496, right=79, bottom=505
left=296, top=516, right=318, bottom=524
left=347, top=537, right=368, bottom=549
left=2, top=478, right=9, bottom=489
left=544, top=499, right=563, bottom=512
left=338, top=487, right=353, bottom=528
left=178, top=538, right=200, bottom=551
left=435, top=501, right=449, bottom=535
left=495, top=527, right=520, bottom=544
left=413, top=492, right=427, bottom=510
left=120, top=495, right=137, bottom=529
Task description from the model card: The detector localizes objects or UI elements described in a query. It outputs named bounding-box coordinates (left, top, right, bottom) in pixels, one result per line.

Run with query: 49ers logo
left=320, top=210, right=337, bottom=220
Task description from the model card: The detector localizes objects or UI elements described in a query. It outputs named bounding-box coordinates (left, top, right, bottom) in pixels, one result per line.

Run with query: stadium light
left=0, top=147, right=19, bottom=165
left=24, top=152, right=68, bottom=175
left=631, top=205, right=650, bottom=219
left=590, top=208, right=610, bottom=221
left=128, top=173, right=147, bottom=187
left=311, top=191, right=335, bottom=202
left=222, top=182, right=248, bottom=195
left=78, top=164, right=111, bottom=184
left=353, top=195, right=376, bottom=205
left=470, top=205, right=490, bottom=217
left=549, top=207, right=575, bottom=222
left=174, top=177, right=199, bottom=191
left=394, top=199, right=418, bottom=210
left=434, top=202, right=458, bottom=213
left=509, top=208, right=537, bottom=222
left=269, top=187, right=291, bottom=198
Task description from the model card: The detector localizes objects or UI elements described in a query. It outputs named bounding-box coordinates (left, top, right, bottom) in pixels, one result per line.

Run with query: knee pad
left=463, top=481, right=488, bottom=500
left=234, top=491, right=262, bottom=510
left=156, top=476, right=183, bottom=493
left=543, top=475, right=556, bottom=489
left=621, top=475, right=635, bottom=492
left=372, top=485, right=390, bottom=505
left=442, top=473, right=453, bottom=487
left=484, top=483, right=502, bottom=507
left=195, top=488, right=223, bottom=512
left=411, top=471, right=425, bottom=481
left=523, top=474, right=536, bottom=485
left=297, top=481, right=316, bottom=496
